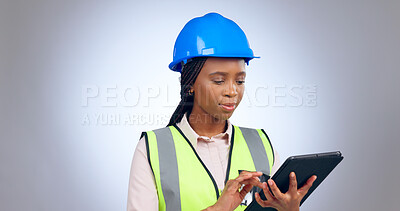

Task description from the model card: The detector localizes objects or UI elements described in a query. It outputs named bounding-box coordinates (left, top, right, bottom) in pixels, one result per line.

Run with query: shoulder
left=232, top=125, right=271, bottom=139
left=232, top=125, right=275, bottom=161
left=140, top=126, right=174, bottom=138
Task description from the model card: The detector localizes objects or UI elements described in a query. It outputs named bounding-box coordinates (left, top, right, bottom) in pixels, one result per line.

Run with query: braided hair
left=167, top=57, right=208, bottom=126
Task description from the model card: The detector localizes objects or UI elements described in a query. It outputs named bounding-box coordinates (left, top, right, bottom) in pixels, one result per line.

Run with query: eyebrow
left=209, top=71, right=246, bottom=76
left=209, top=71, right=227, bottom=76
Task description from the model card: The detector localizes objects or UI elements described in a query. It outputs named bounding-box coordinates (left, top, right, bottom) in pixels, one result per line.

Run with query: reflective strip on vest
left=145, top=125, right=274, bottom=211
left=239, top=127, right=271, bottom=175
left=153, top=127, right=181, bottom=211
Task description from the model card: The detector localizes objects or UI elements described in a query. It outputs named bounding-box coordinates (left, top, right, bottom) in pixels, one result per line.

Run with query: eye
left=213, top=80, right=224, bottom=85
left=237, top=80, right=245, bottom=85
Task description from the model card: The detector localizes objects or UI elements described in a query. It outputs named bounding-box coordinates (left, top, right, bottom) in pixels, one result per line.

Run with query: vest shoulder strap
left=144, top=126, right=181, bottom=211
left=236, top=126, right=275, bottom=175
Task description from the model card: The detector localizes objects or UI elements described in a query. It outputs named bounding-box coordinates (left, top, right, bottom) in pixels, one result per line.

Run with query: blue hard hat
left=169, top=12, right=259, bottom=72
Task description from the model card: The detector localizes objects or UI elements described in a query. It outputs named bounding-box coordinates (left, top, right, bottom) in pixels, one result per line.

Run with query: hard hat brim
left=168, top=55, right=260, bottom=72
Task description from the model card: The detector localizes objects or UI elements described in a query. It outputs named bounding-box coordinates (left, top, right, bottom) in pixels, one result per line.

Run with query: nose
left=223, top=81, right=238, bottom=97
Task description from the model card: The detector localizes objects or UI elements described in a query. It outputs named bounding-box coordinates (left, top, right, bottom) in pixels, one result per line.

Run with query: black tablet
left=245, top=151, right=344, bottom=211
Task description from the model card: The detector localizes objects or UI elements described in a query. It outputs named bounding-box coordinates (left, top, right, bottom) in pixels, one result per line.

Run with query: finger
left=236, top=171, right=262, bottom=183
left=239, top=170, right=251, bottom=176
left=288, top=172, right=298, bottom=193
left=267, top=179, right=284, bottom=200
left=261, top=182, right=275, bottom=201
left=239, top=184, right=253, bottom=198
left=238, top=170, right=260, bottom=178
left=238, top=171, right=263, bottom=179
left=239, top=177, right=262, bottom=188
left=244, top=170, right=263, bottom=176
left=298, top=175, right=317, bottom=196
left=225, top=179, right=241, bottom=193
left=235, top=174, right=253, bottom=183
left=255, top=192, right=273, bottom=208
left=228, top=177, right=260, bottom=193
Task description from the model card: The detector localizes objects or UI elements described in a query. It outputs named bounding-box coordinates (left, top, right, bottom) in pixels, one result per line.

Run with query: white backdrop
left=1, top=0, right=399, bottom=210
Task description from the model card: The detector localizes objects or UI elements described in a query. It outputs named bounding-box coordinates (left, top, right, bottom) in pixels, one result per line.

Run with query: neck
left=188, top=112, right=227, bottom=138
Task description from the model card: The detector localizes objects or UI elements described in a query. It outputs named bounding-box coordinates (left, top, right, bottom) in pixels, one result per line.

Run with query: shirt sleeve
left=127, top=136, right=158, bottom=211
left=271, top=147, right=280, bottom=176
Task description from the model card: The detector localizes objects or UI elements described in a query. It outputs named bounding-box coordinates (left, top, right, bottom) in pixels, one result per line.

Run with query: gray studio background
left=1, top=0, right=399, bottom=210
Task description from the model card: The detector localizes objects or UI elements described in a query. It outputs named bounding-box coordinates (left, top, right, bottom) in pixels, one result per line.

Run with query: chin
left=213, top=112, right=234, bottom=121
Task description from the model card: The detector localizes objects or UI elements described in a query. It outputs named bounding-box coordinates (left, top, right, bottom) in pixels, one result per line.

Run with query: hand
left=204, top=171, right=263, bottom=211
left=254, top=172, right=317, bottom=211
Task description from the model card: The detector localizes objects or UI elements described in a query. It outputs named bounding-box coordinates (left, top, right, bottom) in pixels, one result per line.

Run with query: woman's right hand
left=203, top=171, right=263, bottom=211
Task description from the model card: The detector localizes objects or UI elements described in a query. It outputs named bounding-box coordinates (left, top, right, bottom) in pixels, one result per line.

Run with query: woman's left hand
left=254, top=172, right=317, bottom=211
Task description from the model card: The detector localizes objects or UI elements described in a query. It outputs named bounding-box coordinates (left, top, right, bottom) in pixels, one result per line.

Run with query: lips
left=219, top=103, right=236, bottom=111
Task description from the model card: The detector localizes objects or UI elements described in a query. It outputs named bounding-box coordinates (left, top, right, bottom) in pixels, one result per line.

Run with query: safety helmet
left=169, top=12, right=259, bottom=72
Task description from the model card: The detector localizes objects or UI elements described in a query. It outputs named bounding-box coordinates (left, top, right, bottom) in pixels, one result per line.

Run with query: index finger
left=298, top=175, right=317, bottom=196
left=239, top=171, right=263, bottom=177
left=236, top=171, right=263, bottom=182
left=238, top=177, right=263, bottom=189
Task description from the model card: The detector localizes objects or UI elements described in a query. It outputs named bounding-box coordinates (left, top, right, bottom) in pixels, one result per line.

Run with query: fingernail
left=268, top=179, right=273, bottom=186
left=290, top=172, right=295, bottom=177
left=263, top=182, right=267, bottom=189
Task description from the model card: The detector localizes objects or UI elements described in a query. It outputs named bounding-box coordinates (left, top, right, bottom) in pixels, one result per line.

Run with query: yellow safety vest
left=143, top=125, right=274, bottom=211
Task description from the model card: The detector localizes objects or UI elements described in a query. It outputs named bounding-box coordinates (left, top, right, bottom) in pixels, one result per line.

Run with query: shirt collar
left=175, top=113, right=232, bottom=149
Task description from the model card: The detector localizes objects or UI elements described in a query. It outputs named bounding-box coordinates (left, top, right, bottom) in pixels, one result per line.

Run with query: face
left=190, top=57, right=246, bottom=122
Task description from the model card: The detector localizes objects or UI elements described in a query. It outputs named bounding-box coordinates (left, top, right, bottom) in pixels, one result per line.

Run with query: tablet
left=245, top=151, right=344, bottom=211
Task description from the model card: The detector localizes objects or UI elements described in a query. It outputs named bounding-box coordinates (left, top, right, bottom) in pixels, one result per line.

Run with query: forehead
left=200, top=58, right=246, bottom=75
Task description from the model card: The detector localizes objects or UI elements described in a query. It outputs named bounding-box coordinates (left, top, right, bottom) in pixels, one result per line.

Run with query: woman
left=127, top=12, right=316, bottom=211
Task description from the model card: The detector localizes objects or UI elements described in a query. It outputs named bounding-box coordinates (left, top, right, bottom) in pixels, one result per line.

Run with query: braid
left=167, top=57, right=207, bottom=126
